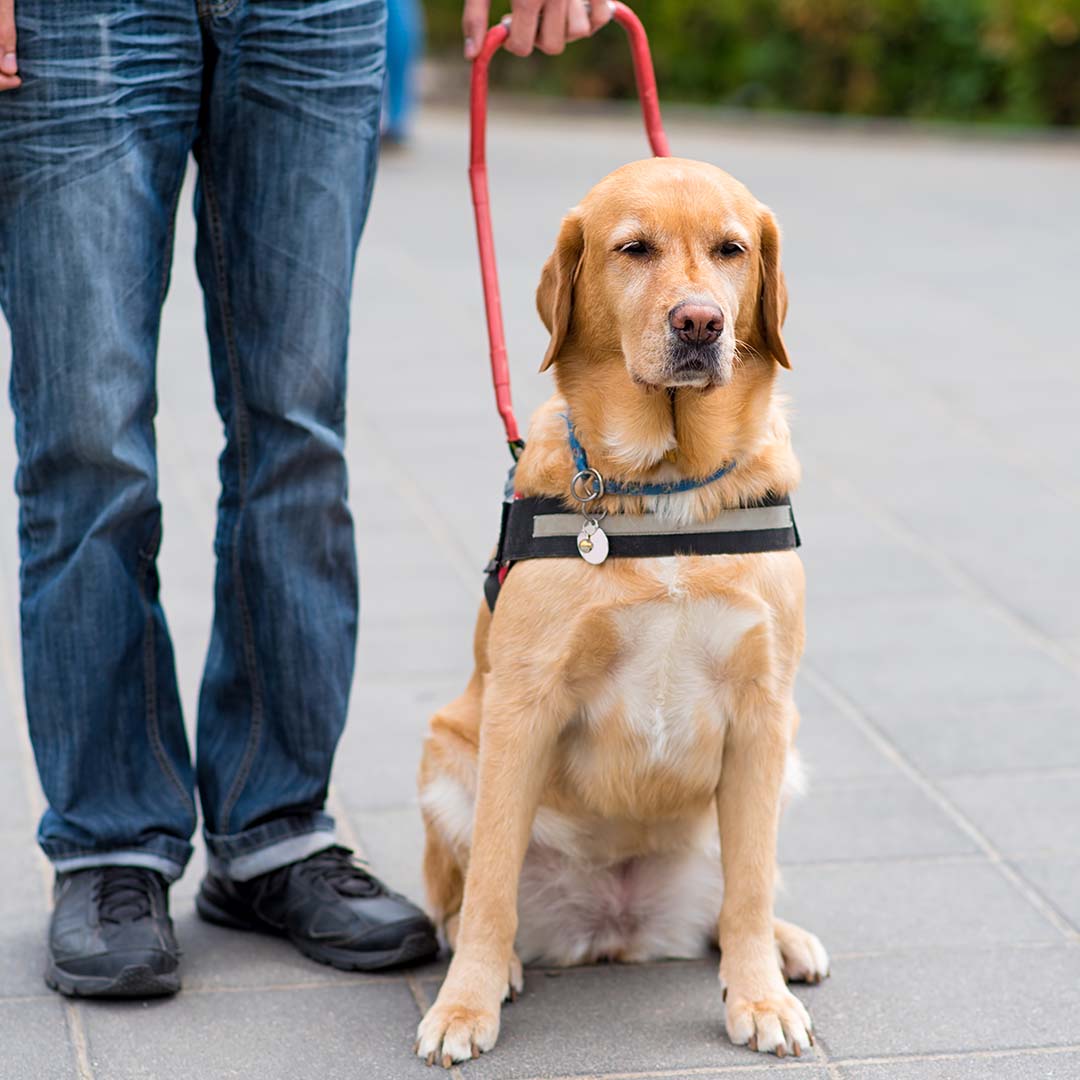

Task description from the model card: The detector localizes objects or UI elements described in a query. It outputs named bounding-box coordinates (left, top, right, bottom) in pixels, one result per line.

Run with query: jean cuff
left=48, top=846, right=189, bottom=884
left=203, top=812, right=338, bottom=882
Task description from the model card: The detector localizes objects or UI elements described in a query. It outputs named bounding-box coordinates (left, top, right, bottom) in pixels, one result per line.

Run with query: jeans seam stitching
left=197, top=146, right=265, bottom=834
left=137, top=524, right=195, bottom=813
left=157, top=165, right=186, bottom=310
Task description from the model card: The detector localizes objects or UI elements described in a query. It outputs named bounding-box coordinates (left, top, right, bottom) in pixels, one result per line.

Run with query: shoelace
left=296, top=846, right=382, bottom=899
left=94, top=867, right=158, bottom=925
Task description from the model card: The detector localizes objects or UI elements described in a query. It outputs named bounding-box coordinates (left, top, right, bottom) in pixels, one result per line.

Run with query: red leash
left=468, top=2, right=671, bottom=458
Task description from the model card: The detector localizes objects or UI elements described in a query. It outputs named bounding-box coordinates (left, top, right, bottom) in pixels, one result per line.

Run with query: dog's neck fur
left=514, top=349, right=800, bottom=521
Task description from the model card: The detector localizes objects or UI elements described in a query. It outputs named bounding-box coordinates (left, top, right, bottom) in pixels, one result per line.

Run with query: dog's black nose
left=668, top=302, right=724, bottom=346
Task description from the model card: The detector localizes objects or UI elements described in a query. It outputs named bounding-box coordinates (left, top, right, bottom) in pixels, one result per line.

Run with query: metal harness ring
left=570, top=468, right=605, bottom=503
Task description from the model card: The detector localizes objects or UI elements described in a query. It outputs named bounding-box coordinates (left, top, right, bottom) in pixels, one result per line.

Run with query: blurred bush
left=425, top=0, right=1080, bottom=124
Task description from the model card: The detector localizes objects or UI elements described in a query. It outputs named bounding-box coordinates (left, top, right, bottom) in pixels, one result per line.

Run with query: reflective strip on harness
left=531, top=503, right=794, bottom=539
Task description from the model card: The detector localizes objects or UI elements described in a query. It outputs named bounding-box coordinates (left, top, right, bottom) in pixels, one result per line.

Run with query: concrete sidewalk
left=1, top=106, right=1079, bottom=1079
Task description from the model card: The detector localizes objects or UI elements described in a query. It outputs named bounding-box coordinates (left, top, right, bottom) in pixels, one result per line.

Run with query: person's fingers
left=462, top=0, right=491, bottom=60
left=537, top=0, right=570, bottom=54
left=565, top=0, right=591, bottom=42
left=589, top=0, right=614, bottom=32
left=505, top=0, right=541, bottom=56
left=1, top=0, right=19, bottom=87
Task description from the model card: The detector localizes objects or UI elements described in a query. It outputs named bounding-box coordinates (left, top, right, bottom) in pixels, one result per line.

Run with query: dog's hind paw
left=416, top=1000, right=501, bottom=1067
left=774, top=917, right=830, bottom=985
left=504, top=951, right=524, bottom=1003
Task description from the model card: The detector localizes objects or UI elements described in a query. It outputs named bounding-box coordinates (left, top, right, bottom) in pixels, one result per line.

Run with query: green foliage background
left=424, top=0, right=1080, bottom=124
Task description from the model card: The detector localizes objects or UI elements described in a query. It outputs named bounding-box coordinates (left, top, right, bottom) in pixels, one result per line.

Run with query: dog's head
left=536, top=158, right=789, bottom=388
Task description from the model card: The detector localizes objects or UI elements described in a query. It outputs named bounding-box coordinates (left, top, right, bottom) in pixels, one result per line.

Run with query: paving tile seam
left=171, top=977, right=419, bottom=995
left=406, top=977, right=468, bottom=1080
left=824, top=474, right=1080, bottom=677
left=805, top=765, right=1080, bottom=788
left=818, top=939, right=1071, bottom=962
left=62, top=998, right=95, bottom=1080
left=512, top=1043, right=1080, bottom=1080
left=917, top=765, right=1080, bottom=782
left=515, top=1064, right=825, bottom=1080
left=0, top=993, right=56, bottom=1006
left=778, top=852, right=991, bottom=871
left=780, top=848, right=1080, bottom=867
left=802, top=664, right=1080, bottom=946
left=830, top=1043, right=1080, bottom=1068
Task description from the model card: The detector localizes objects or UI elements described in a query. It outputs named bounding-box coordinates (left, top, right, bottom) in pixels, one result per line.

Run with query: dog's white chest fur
left=578, top=560, right=763, bottom=768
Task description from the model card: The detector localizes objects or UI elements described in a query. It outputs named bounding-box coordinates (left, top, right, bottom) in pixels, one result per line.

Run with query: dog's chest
left=571, top=560, right=763, bottom=779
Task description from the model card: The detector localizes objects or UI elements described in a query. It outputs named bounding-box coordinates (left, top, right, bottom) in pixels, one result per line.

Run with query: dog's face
left=537, top=158, right=790, bottom=387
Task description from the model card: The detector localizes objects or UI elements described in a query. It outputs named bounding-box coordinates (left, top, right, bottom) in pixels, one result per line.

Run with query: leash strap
left=469, top=3, right=670, bottom=458
left=484, top=494, right=800, bottom=610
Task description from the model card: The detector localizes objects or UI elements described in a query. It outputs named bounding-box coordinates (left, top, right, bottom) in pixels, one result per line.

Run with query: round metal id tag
left=577, top=520, right=609, bottom=564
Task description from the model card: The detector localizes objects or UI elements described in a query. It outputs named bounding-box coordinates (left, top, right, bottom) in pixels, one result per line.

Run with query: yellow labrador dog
left=415, top=157, right=828, bottom=1067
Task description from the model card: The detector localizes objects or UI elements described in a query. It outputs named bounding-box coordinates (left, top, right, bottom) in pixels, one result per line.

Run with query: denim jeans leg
left=192, top=0, right=387, bottom=880
left=0, top=2, right=204, bottom=880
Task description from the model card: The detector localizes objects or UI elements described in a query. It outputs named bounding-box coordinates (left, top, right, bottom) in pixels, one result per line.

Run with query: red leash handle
left=469, top=2, right=670, bottom=456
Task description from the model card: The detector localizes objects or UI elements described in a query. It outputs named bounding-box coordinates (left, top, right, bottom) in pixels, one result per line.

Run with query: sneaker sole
left=195, top=889, right=440, bottom=973
left=45, top=960, right=180, bottom=999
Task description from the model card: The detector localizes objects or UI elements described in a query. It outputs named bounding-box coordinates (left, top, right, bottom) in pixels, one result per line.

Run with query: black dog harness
left=484, top=491, right=800, bottom=611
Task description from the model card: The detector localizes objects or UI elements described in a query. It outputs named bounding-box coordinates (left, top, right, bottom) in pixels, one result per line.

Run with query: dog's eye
left=617, top=240, right=652, bottom=257
left=715, top=240, right=746, bottom=258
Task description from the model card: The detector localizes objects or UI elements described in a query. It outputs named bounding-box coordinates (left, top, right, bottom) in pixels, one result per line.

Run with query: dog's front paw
left=416, top=998, right=501, bottom=1067
left=722, top=983, right=814, bottom=1058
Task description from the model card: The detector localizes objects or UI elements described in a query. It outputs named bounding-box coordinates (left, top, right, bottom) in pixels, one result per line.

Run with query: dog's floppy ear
left=536, top=209, right=585, bottom=372
left=757, top=206, right=791, bottom=369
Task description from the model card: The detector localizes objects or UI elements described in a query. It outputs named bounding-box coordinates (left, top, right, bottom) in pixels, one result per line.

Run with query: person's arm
left=462, top=0, right=612, bottom=60
left=1, top=0, right=19, bottom=91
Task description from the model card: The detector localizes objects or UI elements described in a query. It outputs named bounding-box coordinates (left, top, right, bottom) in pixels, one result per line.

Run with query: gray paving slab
left=810, top=945, right=1080, bottom=1059
left=421, top=960, right=829, bottom=1078
left=0, top=832, right=53, bottom=999
left=939, top=773, right=1080, bottom=857
left=806, top=645, right=1078, bottom=714
left=79, top=982, right=423, bottom=1080
left=777, top=778, right=976, bottom=865
left=1012, top=857, right=1080, bottom=931
left=777, top=858, right=1062, bottom=956
left=0, top=999, right=79, bottom=1080
left=837, top=1049, right=1080, bottom=1080
left=867, top=706, right=1080, bottom=776
left=793, top=683, right=898, bottom=783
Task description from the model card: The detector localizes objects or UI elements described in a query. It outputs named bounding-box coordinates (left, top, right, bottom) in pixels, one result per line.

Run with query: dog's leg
left=443, top=911, right=524, bottom=1003
left=717, top=682, right=813, bottom=1057
left=415, top=683, right=560, bottom=1067
left=421, top=813, right=464, bottom=938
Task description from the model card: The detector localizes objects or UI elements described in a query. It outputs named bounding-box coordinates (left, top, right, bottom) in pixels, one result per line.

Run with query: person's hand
left=0, top=0, right=19, bottom=92
left=463, top=0, right=613, bottom=61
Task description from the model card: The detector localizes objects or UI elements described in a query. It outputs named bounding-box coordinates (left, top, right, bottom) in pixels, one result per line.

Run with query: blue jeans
left=0, top=0, right=386, bottom=882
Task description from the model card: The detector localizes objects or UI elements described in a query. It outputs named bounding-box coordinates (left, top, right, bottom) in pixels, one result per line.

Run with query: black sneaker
left=46, top=866, right=181, bottom=998
left=196, top=845, right=438, bottom=972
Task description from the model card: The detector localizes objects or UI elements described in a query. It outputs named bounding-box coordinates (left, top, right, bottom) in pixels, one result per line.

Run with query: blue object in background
left=385, top=0, right=424, bottom=141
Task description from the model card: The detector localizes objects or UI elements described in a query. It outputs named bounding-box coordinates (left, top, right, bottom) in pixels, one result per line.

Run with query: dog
left=415, top=157, right=828, bottom=1067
